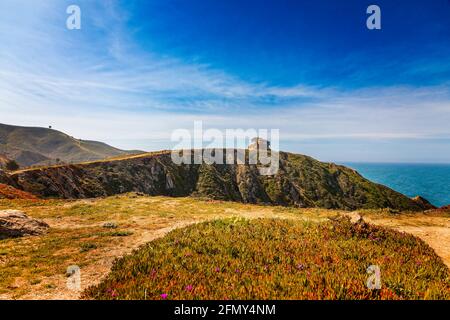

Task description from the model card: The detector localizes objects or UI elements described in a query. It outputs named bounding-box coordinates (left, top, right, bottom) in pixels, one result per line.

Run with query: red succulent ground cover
left=83, top=218, right=450, bottom=300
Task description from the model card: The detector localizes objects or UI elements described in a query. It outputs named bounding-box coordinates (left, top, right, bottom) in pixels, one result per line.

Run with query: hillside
left=0, top=154, right=9, bottom=168
left=0, top=184, right=38, bottom=200
left=2, top=149, right=428, bottom=211
left=0, top=123, right=141, bottom=167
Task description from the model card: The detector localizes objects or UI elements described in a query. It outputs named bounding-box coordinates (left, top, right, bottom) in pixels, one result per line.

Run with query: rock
left=411, top=196, right=436, bottom=210
left=348, top=212, right=364, bottom=224
left=0, top=155, right=9, bottom=169
left=0, top=210, right=49, bottom=239
left=0, top=169, right=9, bottom=184
left=102, top=222, right=118, bottom=229
left=165, top=174, right=175, bottom=189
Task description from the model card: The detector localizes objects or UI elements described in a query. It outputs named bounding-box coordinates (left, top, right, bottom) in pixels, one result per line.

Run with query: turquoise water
left=342, top=163, right=450, bottom=207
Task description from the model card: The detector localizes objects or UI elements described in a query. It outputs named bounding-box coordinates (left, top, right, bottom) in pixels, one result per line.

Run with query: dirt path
left=364, top=214, right=450, bottom=269
left=1, top=220, right=200, bottom=300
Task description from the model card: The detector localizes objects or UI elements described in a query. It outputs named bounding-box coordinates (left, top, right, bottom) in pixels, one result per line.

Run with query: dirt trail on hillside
left=1, top=219, right=200, bottom=300
left=363, top=214, right=450, bottom=269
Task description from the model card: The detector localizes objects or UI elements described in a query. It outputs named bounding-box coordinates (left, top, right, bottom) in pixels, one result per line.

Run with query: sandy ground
left=364, top=214, right=450, bottom=269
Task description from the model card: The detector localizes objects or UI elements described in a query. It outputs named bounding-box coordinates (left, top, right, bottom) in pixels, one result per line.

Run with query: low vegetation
left=0, top=184, right=38, bottom=200
left=84, top=218, right=450, bottom=300
left=0, top=194, right=448, bottom=299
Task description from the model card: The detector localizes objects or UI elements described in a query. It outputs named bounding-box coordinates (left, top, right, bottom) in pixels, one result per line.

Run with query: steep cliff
left=3, top=150, right=426, bottom=211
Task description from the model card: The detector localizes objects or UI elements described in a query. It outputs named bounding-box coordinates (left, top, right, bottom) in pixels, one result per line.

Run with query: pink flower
left=215, top=267, right=221, bottom=273
left=160, top=293, right=168, bottom=299
left=185, top=285, right=193, bottom=292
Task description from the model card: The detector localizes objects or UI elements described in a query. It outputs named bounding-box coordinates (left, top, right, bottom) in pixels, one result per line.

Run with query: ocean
left=342, top=163, right=450, bottom=208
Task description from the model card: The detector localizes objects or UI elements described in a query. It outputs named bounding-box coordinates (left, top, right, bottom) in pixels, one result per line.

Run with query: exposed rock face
left=0, top=169, right=9, bottom=183
left=347, top=212, right=364, bottom=224
left=412, top=196, right=436, bottom=210
left=0, top=154, right=10, bottom=168
left=248, top=138, right=271, bottom=151
left=433, top=204, right=450, bottom=213
left=0, top=210, right=49, bottom=239
left=1, top=150, right=429, bottom=211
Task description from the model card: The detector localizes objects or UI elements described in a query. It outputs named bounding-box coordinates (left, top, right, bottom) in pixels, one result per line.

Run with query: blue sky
left=0, top=0, right=449, bottom=162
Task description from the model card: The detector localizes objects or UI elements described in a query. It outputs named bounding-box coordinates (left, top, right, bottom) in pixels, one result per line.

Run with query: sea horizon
left=342, top=162, right=450, bottom=207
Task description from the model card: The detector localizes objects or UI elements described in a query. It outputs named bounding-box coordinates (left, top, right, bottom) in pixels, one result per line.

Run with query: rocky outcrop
left=411, top=196, right=436, bottom=210
left=1, top=150, right=429, bottom=211
left=0, top=155, right=10, bottom=168
left=0, top=210, right=49, bottom=239
left=0, top=169, right=9, bottom=183
left=432, top=204, right=450, bottom=213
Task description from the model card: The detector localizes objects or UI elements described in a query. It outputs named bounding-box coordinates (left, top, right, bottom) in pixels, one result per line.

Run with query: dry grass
left=10, top=150, right=171, bottom=174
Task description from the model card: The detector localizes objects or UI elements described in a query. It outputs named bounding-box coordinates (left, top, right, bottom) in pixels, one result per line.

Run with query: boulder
left=0, top=210, right=49, bottom=239
left=103, top=222, right=118, bottom=229
left=347, top=211, right=364, bottom=224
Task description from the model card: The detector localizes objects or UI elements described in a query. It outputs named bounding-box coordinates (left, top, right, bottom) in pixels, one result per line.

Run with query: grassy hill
left=0, top=123, right=141, bottom=167
left=3, top=149, right=428, bottom=210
